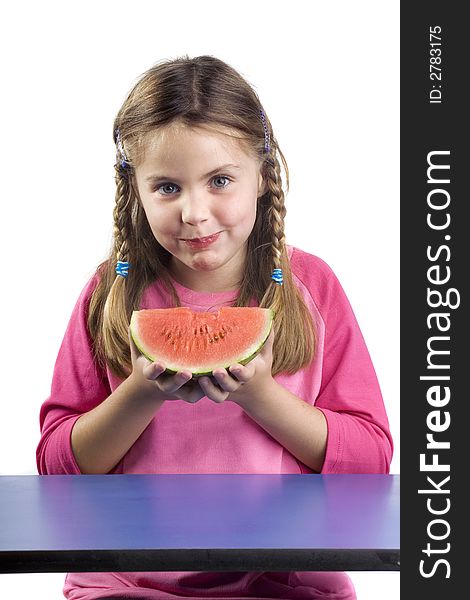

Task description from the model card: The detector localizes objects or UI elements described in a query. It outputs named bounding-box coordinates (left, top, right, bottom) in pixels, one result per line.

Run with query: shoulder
left=287, top=246, right=355, bottom=320
left=288, top=246, right=336, bottom=293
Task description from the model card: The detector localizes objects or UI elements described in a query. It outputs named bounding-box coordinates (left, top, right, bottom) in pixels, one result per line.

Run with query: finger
left=158, top=371, right=193, bottom=393
left=142, top=362, right=166, bottom=381
left=198, top=376, right=230, bottom=403
left=211, top=369, right=240, bottom=393
left=228, top=361, right=255, bottom=383
left=180, top=384, right=205, bottom=404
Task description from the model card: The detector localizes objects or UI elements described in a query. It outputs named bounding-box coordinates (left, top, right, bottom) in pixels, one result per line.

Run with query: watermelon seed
left=219, top=331, right=225, bottom=339
left=214, top=334, right=219, bottom=341
left=209, top=338, right=213, bottom=344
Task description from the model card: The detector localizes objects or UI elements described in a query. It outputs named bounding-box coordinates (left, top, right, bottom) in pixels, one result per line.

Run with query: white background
left=0, top=1, right=399, bottom=597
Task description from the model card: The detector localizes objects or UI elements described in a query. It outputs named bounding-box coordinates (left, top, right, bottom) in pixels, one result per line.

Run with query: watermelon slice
left=130, top=307, right=273, bottom=377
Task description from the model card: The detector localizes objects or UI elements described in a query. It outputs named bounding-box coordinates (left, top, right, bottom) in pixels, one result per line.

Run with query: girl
left=37, top=55, right=393, bottom=599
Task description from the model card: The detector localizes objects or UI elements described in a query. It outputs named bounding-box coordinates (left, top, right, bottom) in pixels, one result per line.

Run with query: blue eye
left=157, top=182, right=180, bottom=195
left=212, top=176, right=230, bottom=188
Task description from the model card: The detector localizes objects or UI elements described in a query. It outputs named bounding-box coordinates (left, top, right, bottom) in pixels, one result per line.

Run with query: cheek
left=146, top=205, right=179, bottom=235
left=217, top=194, right=258, bottom=226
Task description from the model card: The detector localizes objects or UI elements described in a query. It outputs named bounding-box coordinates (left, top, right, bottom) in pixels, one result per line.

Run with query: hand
left=197, top=328, right=275, bottom=405
left=128, top=330, right=206, bottom=404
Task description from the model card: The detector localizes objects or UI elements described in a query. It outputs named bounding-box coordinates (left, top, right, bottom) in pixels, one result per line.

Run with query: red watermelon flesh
left=130, top=307, right=273, bottom=376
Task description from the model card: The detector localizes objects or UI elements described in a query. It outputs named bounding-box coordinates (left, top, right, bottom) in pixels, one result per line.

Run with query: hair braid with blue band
left=114, top=128, right=131, bottom=278
left=260, top=111, right=282, bottom=285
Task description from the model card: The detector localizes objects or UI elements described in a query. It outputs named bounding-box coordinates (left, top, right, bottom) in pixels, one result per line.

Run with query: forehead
left=137, top=123, right=259, bottom=167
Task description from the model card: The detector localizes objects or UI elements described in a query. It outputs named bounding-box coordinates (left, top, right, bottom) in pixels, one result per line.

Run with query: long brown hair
left=88, top=55, right=315, bottom=378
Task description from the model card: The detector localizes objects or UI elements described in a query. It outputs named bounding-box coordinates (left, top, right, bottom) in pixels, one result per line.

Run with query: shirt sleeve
left=36, top=275, right=112, bottom=475
left=292, top=249, right=394, bottom=474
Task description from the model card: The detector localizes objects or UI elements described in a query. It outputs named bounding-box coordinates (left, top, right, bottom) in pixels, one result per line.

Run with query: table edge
left=0, top=548, right=400, bottom=573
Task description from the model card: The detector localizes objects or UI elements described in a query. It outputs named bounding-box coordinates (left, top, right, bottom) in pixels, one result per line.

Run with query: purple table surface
left=0, top=474, right=399, bottom=573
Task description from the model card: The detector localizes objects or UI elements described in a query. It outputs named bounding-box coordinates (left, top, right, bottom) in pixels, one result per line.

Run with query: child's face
left=135, top=124, right=265, bottom=290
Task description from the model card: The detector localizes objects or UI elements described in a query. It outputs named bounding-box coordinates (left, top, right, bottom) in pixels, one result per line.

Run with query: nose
left=181, top=191, right=210, bottom=226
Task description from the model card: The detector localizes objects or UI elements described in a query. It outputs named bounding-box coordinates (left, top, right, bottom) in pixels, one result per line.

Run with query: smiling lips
left=182, top=232, right=221, bottom=249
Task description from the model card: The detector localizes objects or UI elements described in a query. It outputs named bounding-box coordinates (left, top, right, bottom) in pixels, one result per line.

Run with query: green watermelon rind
left=130, top=308, right=274, bottom=378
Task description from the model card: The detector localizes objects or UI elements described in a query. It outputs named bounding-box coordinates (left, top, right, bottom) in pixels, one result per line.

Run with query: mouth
left=181, top=232, right=221, bottom=248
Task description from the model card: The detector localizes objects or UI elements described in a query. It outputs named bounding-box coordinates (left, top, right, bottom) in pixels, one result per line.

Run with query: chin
left=189, top=256, right=224, bottom=271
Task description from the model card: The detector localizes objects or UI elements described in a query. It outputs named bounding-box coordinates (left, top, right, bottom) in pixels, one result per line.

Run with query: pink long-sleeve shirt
left=36, top=247, right=392, bottom=599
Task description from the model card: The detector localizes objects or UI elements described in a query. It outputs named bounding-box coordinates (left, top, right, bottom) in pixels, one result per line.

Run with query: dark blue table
left=0, top=474, right=399, bottom=573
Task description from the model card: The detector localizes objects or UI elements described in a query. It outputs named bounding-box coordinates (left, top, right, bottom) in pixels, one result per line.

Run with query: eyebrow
left=145, top=163, right=241, bottom=184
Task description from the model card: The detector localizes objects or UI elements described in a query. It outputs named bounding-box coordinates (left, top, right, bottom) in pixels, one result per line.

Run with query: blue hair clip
left=271, top=268, right=283, bottom=285
left=260, top=110, right=271, bottom=153
left=116, top=261, right=130, bottom=278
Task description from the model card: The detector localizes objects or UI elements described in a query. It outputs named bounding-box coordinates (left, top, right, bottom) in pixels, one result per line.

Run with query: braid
left=113, top=170, right=133, bottom=266
left=264, top=155, right=287, bottom=270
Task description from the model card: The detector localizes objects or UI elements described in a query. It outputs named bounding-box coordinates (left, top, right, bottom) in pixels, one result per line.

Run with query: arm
left=70, top=375, right=164, bottom=474
left=295, top=251, right=393, bottom=473
left=37, top=275, right=110, bottom=475
left=233, top=377, right=328, bottom=473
